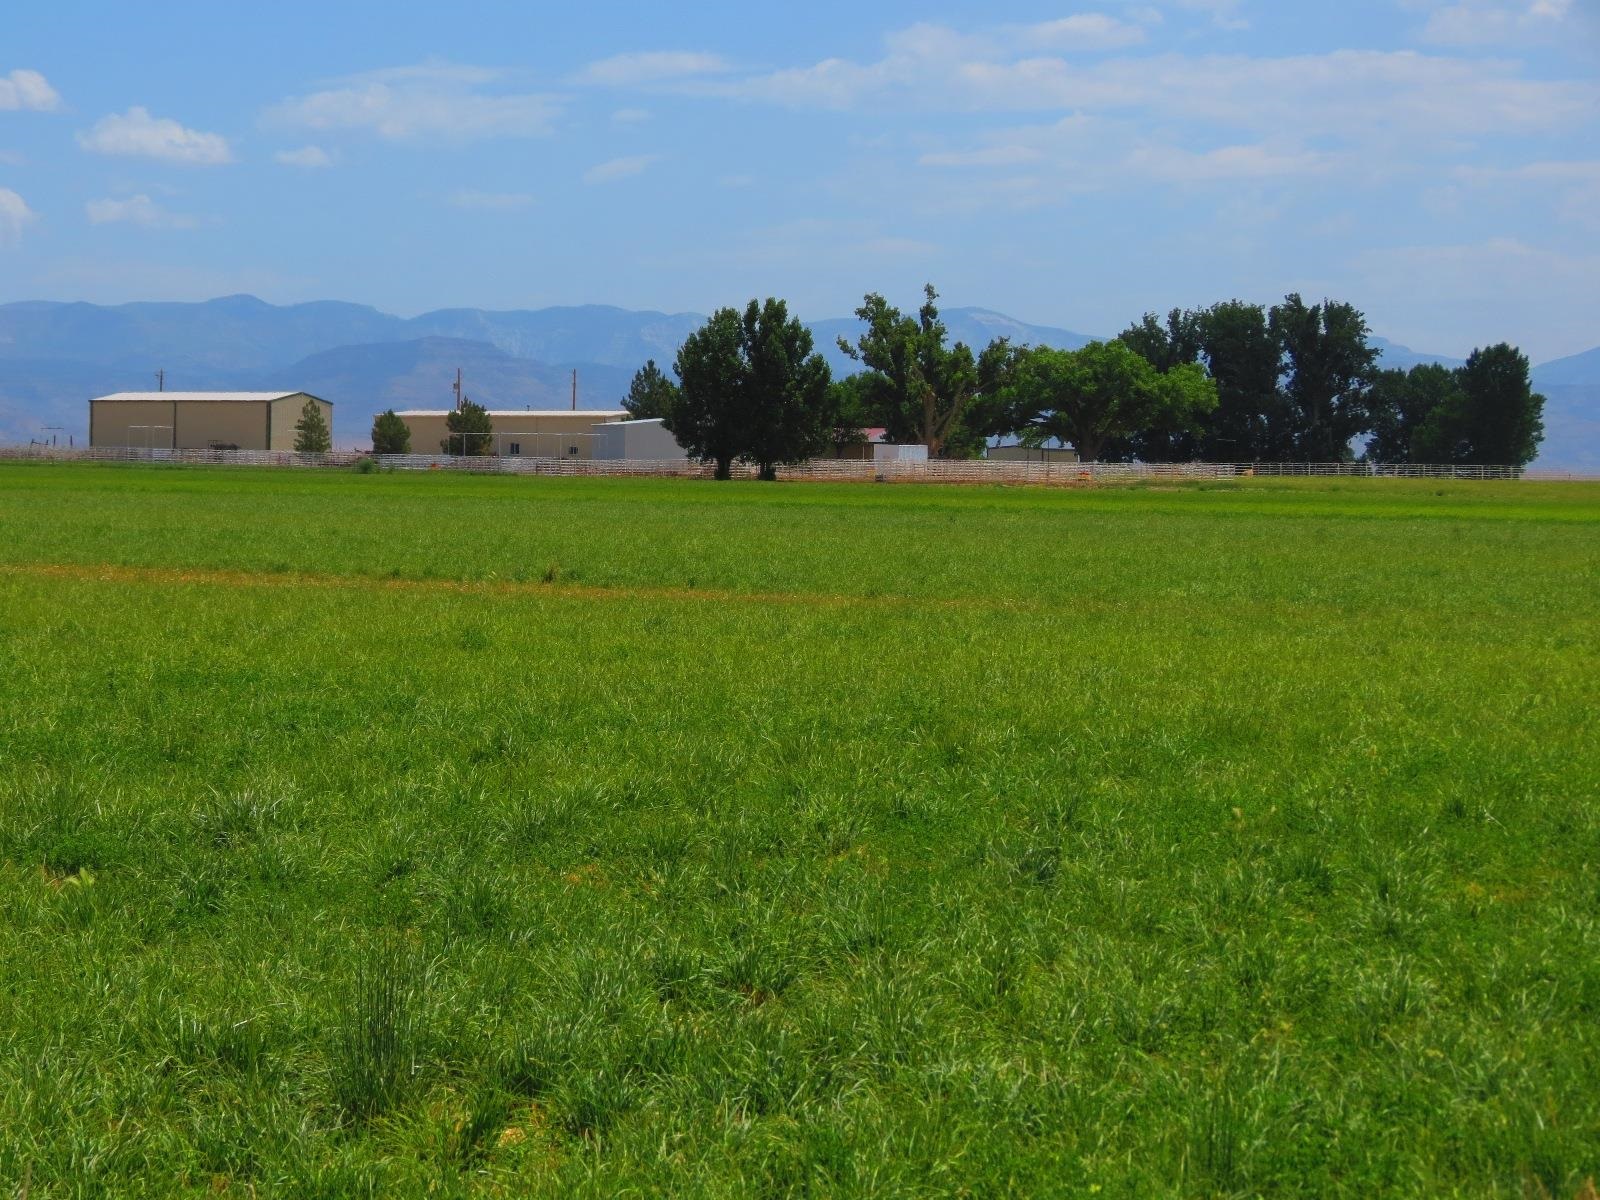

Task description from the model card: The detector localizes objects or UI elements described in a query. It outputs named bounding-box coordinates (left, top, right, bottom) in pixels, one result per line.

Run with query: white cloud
left=612, top=107, right=652, bottom=124
left=1014, top=14, right=1149, bottom=51
left=275, top=145, right=334, bottom=168
left=0, top=187, right=35, bottom=246
left=919, top=144, right=1044, bottom=168
left=266, top=64, right=560, bottom=141
left=1120, top=142, right=1335, bottom=182
left=448, top=189, right=535, bottom=210
left=1171, top=0, right=1250, bottom=30
left=582, top=154, right=661, bottom=184
left=77, top=107, right=233, bottom=164
left=712, top=28, right=1597, bottom=145
left=0, top=68, right=60, bottom=111
left=578, top=52, right=730, bottom=86
left=912, top=115, right=1331, bottom=213
left=85, top=194, right=201, bottom=229
left=353, top=62, right=505, bottom=86
left=1421, top=0, right=1575, bottom=45
left=1454, top=159, right=1600, bottom=184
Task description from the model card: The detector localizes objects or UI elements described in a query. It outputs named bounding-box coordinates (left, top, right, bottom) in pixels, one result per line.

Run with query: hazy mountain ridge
left=0, top=295, right=1593, bottom=463
left=1370, top=337, right=1464, bottom=372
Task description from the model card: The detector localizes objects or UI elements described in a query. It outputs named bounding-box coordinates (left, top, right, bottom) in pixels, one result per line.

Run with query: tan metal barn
left=89, top=391, right=333, bottom=451
left=395, top=409, right=628, bottom=458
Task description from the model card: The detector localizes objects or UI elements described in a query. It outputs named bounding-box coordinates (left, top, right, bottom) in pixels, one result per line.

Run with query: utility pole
left=571, top=368, right=577, bottom=411
left=453, top=368, right=463, bottom=411
left=155, top=369, right=165, bottom=392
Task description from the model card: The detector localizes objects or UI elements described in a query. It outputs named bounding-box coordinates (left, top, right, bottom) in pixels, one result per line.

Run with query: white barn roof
left=91, top=391, right=327, bottom=405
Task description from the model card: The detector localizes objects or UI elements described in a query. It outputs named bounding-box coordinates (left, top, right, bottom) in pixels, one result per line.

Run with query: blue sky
left=2, top=0, right=1596, bottom=361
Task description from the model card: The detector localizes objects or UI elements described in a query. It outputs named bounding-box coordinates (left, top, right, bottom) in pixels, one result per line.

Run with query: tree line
left=360, top=285, right=1545, bottom=471
left=624, top=286, right=1545, bottom=477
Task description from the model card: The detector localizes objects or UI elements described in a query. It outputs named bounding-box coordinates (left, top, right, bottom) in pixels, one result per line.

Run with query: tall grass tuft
left=331, top=936, right=421, bottom=1122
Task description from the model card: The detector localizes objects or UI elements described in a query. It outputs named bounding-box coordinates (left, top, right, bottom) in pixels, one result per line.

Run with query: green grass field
left=1, top=463, right=1597, bottom=1198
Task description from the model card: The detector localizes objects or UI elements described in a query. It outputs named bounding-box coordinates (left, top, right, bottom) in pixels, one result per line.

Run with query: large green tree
left=370, top=409, right=411, bottom=455
left=623, top=359, right=680, bottom=421
left=668, top=299, right=835, bottom=480
left=1116, top=309, right=1204, bottom=460
left=1115, top=302, right=1290, bottom=462
left=738, top=299, right=836, bottom=480
left=838, top=284, right=983, bottom=458
left=1365, top=364, right=1462, bottom=464
left=443, top=399, right=494, bottom=456
left=1412, top=344, right=1545, bottom=466
left=964, top=337, right=1031, bottom=454
left=1197, top=300, right=1293, bottom=462
left=293, top=399, right=331, bottom=454
left=1010, top=341, right=1217, bottom=463
left=670, top=309, right=745, bottom=479
left=1271, top=294, right=1378, bottom=461
left=1119, top=308, right=1204, bottom=374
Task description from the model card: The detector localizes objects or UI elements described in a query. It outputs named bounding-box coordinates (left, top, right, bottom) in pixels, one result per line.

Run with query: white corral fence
left=0, top=444, right=1593, bottom=483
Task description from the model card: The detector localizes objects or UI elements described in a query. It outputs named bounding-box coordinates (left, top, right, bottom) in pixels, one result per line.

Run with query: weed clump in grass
left=331, top=936, right=423, bottom=1122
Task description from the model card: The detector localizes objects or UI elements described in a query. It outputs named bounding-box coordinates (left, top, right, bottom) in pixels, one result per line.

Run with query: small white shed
left=591, top=418, right=689, bottom=461
left=873, top=443, right=928, bottom=463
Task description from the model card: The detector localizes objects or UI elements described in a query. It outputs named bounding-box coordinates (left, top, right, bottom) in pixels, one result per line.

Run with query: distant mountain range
left=0, top=295, right=1593, bottom=467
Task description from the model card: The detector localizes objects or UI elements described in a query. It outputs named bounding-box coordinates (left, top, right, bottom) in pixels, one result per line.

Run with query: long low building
left=90, top=391, right=332, bottom=451
left=395, top=409, right=629, bottom=458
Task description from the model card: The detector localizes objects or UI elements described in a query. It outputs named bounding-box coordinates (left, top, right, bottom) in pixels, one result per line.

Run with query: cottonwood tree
left=1116, top=303, right=1292, bottom=462
left=623, top=359, right=680, bottom=420
left=838, top=284, right=980, bottom=458
left=668, top=298, right=835, bottom=480
left=1009, top=341, right=1217, bottom=463
left=1197, top=300, right=1293, bottom=461
left=1412, top=344, right=1545, bottom=466
left=1120, top=308, right=1205, bottom=374
left=1117, top=309, right=1205, bottom=460
left=371, top=409, right=412, bottom=455
left=293, top=399, right=332, bottom=453
left=443, top=399, right=494, bottom=456
left=1271, top=294, right=1378, bottom=461
left=1365, top=364, right=1462, bottom=463
left=963, top=337, right=1031, bottom=454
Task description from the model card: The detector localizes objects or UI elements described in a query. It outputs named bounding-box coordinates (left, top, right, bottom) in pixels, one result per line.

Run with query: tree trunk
left=758, top=463, right=777, bottom=481
left=714, top=455, right=733, bottom=480
left=1075, top=434, right=1102, bottom=463
left=922, top=379, right=943, bottom=458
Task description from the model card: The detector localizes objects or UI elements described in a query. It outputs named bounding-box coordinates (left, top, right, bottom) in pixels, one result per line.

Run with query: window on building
left=568, top=445, right=579, bottom=456
left=509, top=442, right=521, bottom=455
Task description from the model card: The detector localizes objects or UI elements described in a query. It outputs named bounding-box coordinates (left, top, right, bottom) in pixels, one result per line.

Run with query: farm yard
left=1, top=462, right=1597, bottom=1197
